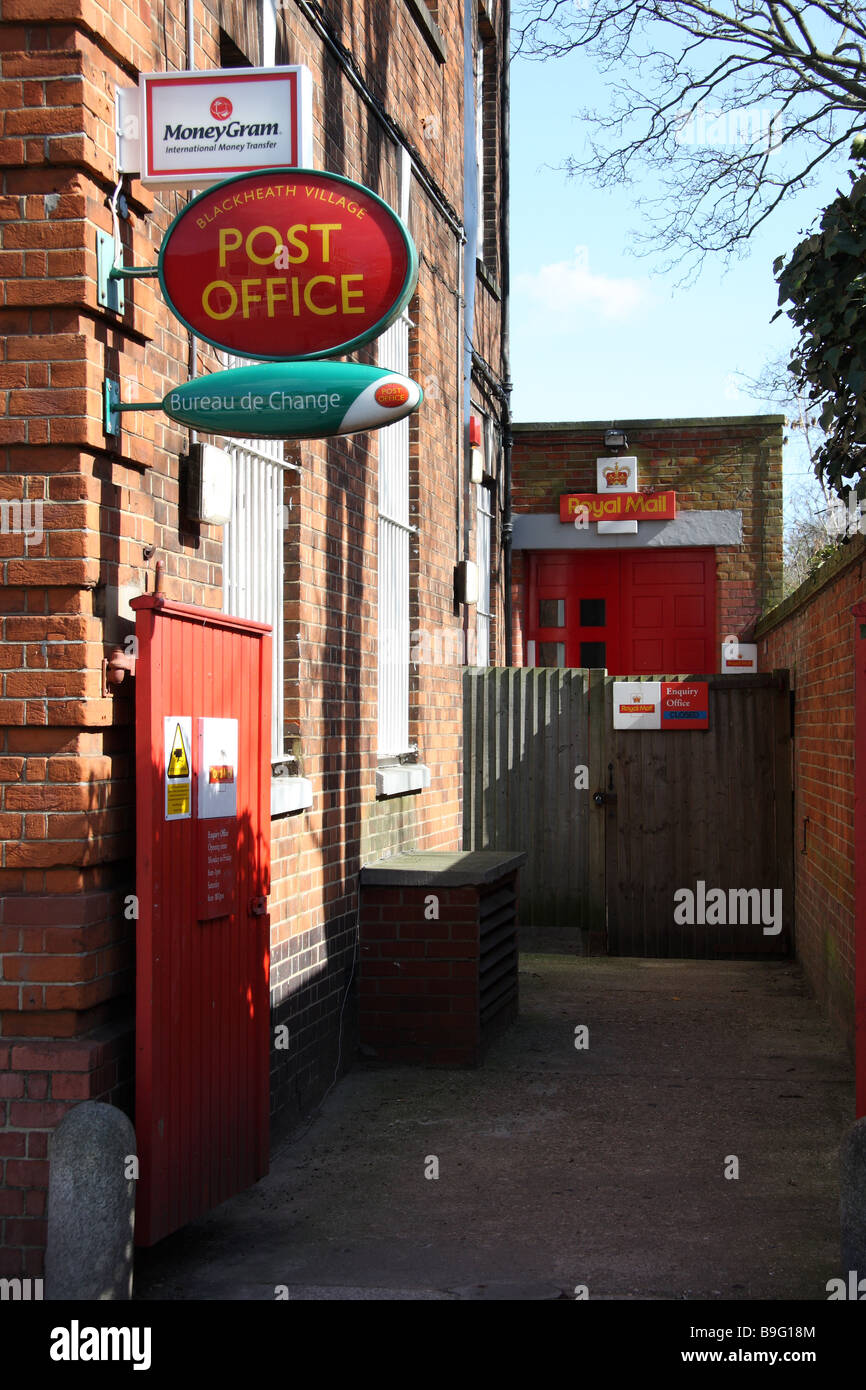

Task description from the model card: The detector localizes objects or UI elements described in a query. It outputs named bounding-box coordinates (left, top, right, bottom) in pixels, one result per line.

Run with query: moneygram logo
left=210, top=96, right=233, bottom=121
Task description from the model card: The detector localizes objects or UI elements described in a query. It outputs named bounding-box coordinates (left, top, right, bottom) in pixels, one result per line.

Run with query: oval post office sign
left=160, top=360, right=422, bottom=438
left=158, top=168, right=418, bottom=360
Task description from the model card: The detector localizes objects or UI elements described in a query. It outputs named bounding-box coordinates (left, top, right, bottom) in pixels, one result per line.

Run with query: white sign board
left=597, top=455, right=638, bottom=535
left=130, top=66, right=313, bottom=189
left=721, top=640, right=758, bottom=674
left=197, top=717, right=238, bottom=820
left=613, top=681, right=661, bottom=730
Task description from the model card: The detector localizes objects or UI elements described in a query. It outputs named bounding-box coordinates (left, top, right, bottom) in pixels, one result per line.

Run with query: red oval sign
left=158, top=168, right=418, bottom=361
left=374, top=382, right=410, bottom=407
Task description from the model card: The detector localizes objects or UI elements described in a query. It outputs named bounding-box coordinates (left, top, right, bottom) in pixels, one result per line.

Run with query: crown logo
left=604, top=465, right=629, bottom=487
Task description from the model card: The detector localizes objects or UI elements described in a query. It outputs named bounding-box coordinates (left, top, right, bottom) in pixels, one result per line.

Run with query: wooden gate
left=463, top=669, right=793, bottom=958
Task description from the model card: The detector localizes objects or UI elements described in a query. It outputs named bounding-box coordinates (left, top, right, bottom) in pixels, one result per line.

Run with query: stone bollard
left=45, top=1101, right=137, bottom=1301
left=840, top=1115, right=866, bottom=1282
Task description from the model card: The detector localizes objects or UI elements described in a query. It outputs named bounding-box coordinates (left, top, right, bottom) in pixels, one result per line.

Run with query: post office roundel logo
left=158, top=168, right=419, bottom=360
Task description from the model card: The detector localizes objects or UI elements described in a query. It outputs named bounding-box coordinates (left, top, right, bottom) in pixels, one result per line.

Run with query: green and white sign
left=159, top=361, right=422, bottom=439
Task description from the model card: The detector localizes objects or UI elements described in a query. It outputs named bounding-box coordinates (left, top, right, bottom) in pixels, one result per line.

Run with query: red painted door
left=132, top=596, right=272, bottom=1246
left=525, top=549, right=717, bottom=674
left=620, top=550, right=716, bottom=673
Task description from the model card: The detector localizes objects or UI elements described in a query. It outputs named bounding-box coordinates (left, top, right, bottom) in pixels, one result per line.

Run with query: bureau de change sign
left=158, top=169, right=418, bottom=360
left=158, top=360, right=422, bottom=439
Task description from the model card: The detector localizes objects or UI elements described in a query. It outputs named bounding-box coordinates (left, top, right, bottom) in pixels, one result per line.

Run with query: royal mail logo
left=620, top=703, right=655, bottom=714
left=604, top=465, right=629, bottom=487
left=210, top=96, right=233, bottom=121
left=560, top=491, right=677, bottom=523
left=375, top=382, right=410, bottom=407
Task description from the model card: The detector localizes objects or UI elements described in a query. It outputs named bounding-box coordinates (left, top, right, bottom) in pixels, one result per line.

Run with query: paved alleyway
left=134, top=956, right=853, bottom=1301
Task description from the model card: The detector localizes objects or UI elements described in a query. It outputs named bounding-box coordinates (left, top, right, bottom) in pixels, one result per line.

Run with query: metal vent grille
left=478, top=879, right=518, bottom=1027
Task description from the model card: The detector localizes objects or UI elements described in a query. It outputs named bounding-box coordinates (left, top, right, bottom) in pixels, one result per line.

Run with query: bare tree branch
left=514, top=1, right=866, bottom=269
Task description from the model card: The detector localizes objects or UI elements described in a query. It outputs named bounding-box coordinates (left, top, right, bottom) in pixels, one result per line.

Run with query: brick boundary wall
left=756, top=534, right=866, bottom=1054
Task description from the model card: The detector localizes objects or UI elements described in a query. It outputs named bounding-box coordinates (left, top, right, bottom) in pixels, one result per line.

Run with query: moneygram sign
left=139, top=67, right=313, bottom=189
left=158, top=169, right=419, bottom=360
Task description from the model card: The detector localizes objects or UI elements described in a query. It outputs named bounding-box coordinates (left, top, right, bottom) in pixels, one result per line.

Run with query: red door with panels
left=526, top=550, right=717, bottom=673
left=132, top=595, right=272, bottom=1246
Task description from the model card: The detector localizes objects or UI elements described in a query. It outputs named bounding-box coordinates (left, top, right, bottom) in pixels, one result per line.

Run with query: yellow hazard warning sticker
left=164, top=715, right=192, bottom=821
left=168, top=723, right=190, bottom=778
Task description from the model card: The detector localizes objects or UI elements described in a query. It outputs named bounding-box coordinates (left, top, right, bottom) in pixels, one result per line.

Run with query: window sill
left=271, top=775, right=313, bottom=817
left=402, top=0, right=447, bottom=62
left=476, top=258, right=501, bottom=300
left=376, top=763, right=431, bottom=797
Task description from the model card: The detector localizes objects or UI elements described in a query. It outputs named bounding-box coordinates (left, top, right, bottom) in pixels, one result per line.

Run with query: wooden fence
left=463, top=668, right=793, bottom=958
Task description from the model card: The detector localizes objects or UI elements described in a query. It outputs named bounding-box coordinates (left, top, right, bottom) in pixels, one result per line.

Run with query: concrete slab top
left=360, top=850, right=527, bottom=886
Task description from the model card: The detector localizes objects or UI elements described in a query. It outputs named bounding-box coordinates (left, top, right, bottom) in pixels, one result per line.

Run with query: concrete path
left=134, top=956, right=853, bottom=1301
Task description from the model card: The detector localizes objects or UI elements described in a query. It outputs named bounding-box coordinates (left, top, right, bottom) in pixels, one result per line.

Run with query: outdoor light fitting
left=604, top=428, right=628, bottom=450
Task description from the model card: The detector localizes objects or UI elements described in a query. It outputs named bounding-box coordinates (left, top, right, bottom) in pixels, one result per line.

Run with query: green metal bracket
left=96, top=230, right=158, bottom=314
left=96, top=231, right=124, bottom=315
left=103, top=375, right=163, bottom=436
left=110, top=264, right=159, bottom=280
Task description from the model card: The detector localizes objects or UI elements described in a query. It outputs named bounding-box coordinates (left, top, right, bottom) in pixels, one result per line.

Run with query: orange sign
left=560, top=491, right=677, bottom=523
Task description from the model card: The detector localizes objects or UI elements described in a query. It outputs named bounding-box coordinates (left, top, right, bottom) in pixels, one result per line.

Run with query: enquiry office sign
left=158, top=168, right=419, bottom=360
left=138, top=66, right=313, bottom=188
left=613, top=681, right=709, bottom=730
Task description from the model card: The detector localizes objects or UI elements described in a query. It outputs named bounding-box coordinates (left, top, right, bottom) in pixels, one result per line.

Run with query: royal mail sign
left=158, top=169, right=418, bottom=360
left=133, top=66, right=313, bottom=189
left=560, top=491, right=677, bottom=523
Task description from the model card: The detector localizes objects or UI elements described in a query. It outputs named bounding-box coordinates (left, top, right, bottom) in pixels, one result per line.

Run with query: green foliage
left=774, top=168, right=866, bottom=496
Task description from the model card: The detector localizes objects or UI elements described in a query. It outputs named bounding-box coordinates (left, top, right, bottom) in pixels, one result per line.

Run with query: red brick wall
left=0, top=0, right=507, bottom=1264
left=756, top=535, right=865, bottom=1054
left=510, top=417, right=784, bottom=661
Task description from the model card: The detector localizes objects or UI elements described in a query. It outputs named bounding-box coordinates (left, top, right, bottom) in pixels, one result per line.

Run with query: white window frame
left=377, top=311, right=416, bottom=758
left=220, top=355, right=292, bottom=763
left=476, top=478, right=493, bottom=667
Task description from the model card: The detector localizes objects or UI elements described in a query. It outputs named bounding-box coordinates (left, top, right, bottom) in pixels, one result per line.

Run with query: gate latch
left=593, top=791, right=605, bottom=806
left=249, top=896, right=267, bottom=917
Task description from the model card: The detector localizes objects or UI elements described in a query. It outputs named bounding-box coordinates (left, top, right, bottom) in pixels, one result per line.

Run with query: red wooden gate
left=131, top=596, right=272, bottom=1246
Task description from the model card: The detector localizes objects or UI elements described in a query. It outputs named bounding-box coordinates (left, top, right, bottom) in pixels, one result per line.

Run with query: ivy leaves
left=774, top=167, right=866, bottom=498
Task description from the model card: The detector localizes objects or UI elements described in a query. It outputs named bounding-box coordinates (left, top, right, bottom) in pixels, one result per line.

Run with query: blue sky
left=508, top=44, right=849, bottom=506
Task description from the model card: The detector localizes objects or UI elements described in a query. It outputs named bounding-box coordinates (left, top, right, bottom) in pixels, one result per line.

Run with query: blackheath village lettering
left=674, top=881, right=783, bottom=935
